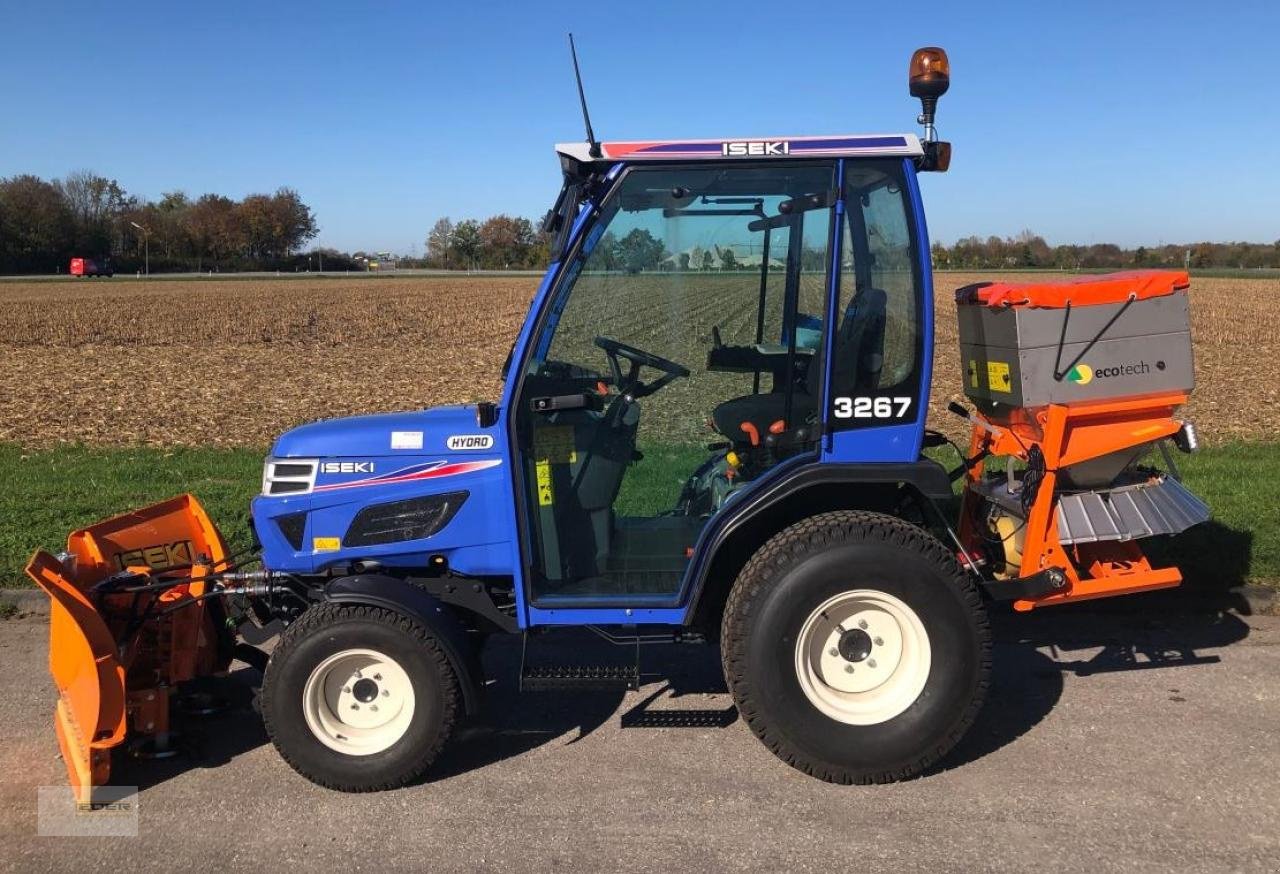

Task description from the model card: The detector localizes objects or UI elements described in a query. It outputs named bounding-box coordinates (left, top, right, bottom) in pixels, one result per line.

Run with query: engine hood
left=270, top=405, right=493, bottom=458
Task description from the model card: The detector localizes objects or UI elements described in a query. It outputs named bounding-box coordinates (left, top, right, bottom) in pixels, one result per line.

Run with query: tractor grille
left=262, top=458, right=318, bottom=496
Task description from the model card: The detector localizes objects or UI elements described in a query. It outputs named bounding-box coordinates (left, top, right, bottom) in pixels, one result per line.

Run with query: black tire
left=261, top=602, right=462, bottom=791
left=721, top=510, right=990, bottom=784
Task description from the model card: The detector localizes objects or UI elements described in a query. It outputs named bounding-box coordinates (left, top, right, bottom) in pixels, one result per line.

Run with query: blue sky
left=1, top=1, right=1276, bottom=253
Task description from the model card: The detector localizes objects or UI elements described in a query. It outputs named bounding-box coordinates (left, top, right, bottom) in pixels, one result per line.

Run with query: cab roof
left=555, top=133, right=923, bottom=164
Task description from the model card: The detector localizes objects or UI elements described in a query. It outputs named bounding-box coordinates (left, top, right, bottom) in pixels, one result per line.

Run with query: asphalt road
left=2, top=603, right=1278, bottom=872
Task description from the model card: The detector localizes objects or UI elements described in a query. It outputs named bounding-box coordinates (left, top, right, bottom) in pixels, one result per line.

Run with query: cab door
left=512, top=162, right=837, bottom=607
left=825, top=160, right=929, bottom=462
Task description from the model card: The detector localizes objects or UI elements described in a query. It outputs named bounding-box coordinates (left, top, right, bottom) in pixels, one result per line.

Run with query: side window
left=829, top=164, right=922, bottom=428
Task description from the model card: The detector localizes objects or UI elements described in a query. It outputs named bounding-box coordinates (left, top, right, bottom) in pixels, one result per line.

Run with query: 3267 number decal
left=832, top=396, right=912, bottom=419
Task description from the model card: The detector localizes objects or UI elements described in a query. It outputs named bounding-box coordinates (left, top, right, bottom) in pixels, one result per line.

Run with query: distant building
left=353, top=251, right=399, bottom=272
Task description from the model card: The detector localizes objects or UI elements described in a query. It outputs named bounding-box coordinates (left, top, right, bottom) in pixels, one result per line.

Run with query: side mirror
left=920, top=140, right=952, bottom=173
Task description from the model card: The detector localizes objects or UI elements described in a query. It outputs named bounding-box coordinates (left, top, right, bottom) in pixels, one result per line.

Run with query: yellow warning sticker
left=967, top=359, right=979, bottom=389
left=534, top=426, right=577, bottom=464
left=535, top=460, right=554, bottom=506
left=313, top=537, right=341, bottom=552
left=986, top=361, right=1013, bottom=393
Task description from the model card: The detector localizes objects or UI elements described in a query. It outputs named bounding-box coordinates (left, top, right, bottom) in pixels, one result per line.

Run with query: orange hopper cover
left=962, top=270, right=1190, bottom=309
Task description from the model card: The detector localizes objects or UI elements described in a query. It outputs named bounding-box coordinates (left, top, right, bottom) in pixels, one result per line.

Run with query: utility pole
left=129, top=221, right=151, bottom=277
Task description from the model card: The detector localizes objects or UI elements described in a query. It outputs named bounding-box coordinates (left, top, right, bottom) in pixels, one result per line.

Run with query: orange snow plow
left=25, top=495, right=257, bottom=803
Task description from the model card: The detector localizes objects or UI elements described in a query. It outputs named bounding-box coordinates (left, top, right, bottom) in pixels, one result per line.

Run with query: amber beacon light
left=909, top=47, right=950, bottom=144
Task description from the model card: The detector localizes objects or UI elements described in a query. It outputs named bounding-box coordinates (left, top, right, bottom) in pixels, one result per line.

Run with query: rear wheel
left=261, top=603, right=461, bottom=791
left=722, top=511, right=990, bottom=783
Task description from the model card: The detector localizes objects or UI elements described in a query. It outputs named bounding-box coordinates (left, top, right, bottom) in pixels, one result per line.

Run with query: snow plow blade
left=27, top=551, right=127, bottom=804
left=26, top=495, right=234, bottom=803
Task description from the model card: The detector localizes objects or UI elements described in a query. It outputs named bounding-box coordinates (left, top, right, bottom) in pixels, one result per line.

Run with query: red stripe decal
left=314, top=459, right=501, bottom=492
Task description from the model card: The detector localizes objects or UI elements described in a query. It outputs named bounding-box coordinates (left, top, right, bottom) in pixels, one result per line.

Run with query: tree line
left=421, top=222, right=826, bottom=273
left=8, top=178, right=1280, bottom=276
left=0, top=171, right=321, bottom=274
left=932, top=230, right=1280, bottom=271
left=424, top=216, right=552, bottom=270
left=423, top=220, right=1280, bottom=275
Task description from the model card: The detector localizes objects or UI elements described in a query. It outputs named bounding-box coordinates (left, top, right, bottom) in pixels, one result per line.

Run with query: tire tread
left=260, top=602, right=461, bottom=792
left=721, top=510, right=992, bottom=784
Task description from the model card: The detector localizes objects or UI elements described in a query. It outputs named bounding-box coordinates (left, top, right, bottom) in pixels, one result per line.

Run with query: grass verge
left=1, top=441, right=1276, bottom=589
left=1, top=445, right=261, bottom=587
left=1144, top=442, right=1279, bottom=590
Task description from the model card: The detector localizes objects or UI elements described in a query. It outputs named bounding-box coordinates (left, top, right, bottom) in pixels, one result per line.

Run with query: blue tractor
left=29, top=46, right=1209, bottom=799
left=248, top=47, right=980, bottom=789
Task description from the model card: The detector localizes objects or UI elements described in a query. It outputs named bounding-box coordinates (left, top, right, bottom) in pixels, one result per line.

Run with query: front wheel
left=261, top=603, right=462, bottom=791
left=722, top=511, right=990, bottom=783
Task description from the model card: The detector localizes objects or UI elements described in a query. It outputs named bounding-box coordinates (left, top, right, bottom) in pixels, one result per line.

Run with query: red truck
left=69, top=257, right=113, bottom=278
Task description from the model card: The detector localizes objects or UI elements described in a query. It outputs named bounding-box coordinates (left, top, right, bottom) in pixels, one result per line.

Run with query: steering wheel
left=593, top=336, right=690, bottom=398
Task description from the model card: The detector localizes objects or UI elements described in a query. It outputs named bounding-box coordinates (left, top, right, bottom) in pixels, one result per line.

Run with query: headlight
left=262, top=458, right=318, bottom=496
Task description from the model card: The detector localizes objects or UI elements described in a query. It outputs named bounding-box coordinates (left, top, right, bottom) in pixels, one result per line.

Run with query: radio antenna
left=568, top=33, right=602, bottom=159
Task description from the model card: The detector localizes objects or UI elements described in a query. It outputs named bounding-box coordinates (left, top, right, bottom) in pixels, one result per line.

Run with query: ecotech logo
left=1068, top=360, right=1161, bottom=386
left=1066, top=363, right=1094, bottom=385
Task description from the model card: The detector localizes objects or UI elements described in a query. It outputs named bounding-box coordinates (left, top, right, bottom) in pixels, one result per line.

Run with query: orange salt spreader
left=951, top=270, right=1209, bottom=610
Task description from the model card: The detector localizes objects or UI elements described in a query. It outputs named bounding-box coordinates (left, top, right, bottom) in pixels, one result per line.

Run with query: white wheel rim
left=794, top=589, right=931, bottom=726
left=301, top=648, right=416, bottom=755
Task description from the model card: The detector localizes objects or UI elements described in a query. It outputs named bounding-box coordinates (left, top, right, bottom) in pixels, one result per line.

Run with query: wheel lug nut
left=343, top=687, right=351, bottom=694
left=381, top=689, right=390, bottom=697
left=858, top=619, right=868, bottom=630
left=351, top=703, right=359, bottom=710
left=370, top=705, right=378, bottom=712
left=844, top=664, right=854, bottom=673
left=828, top=647, right=839, bottom=657
left=873, top=637, right=883, bottom=646
left=374, top=673, right=382, bottom=681
left=868, top=659, right=877, bottom=668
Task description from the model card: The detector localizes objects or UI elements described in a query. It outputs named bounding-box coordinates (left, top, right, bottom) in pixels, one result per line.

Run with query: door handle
left=530, top=393, right=600, bottom=414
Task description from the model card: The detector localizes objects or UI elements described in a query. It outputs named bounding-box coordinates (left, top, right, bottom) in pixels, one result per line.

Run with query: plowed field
left=0, top=273, right=1273, bottom=448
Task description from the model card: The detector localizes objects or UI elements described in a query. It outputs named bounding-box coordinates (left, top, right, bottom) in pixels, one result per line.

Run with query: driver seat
left=711, top=378, right=817, bottom=446
left=831, top=287, right=887, bottom=392
left=710, top=288, right=888, bottom=445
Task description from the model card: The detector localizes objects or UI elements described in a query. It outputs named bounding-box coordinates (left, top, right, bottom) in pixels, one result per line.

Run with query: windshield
left=531, top=163, right=836, bottom=443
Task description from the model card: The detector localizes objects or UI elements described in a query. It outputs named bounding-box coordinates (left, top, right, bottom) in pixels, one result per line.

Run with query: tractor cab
left=514, top=139, right=938, bottom=607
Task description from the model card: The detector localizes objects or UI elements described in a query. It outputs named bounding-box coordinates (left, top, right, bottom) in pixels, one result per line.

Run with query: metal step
left=620, top=706, right=738, bottom=728
left=519, top=664, right=640, bottom=692
left=1056, top=475, right=1210, bottom=545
